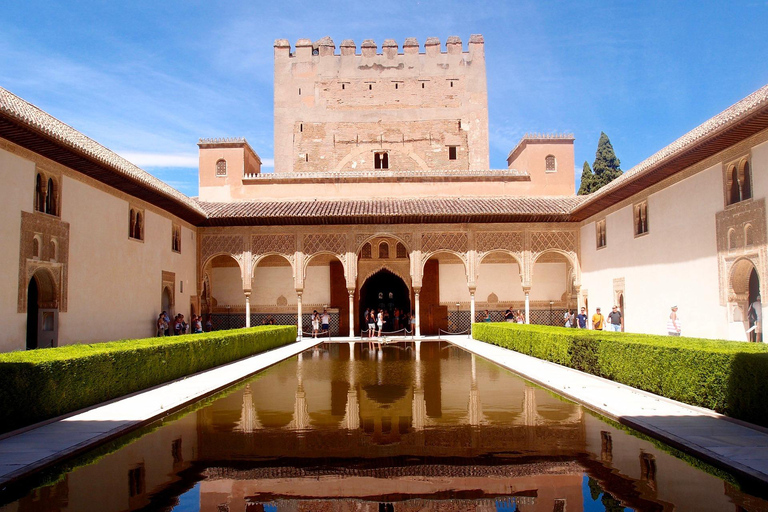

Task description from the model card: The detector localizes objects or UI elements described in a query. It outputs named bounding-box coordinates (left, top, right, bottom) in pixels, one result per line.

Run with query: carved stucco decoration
left=303, top=233, right=347, bottom=256
left=716, top=198, right=768, bottom=308
left=530, top=230, right=577, bottom=255
left=18, top=211, right=69, bottom=313
left=476, top=231, right=523, bottom=254
left=201, top=234, right=245, bottom=266
left=421, top=232, right=468, bottom=255
left=355, top=232, right=413, bottom=253
left=252, top=234, right=295, bottom=257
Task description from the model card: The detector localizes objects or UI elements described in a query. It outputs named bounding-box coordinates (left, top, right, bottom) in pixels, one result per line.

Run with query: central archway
left=359, top=269, right=411, bottom=332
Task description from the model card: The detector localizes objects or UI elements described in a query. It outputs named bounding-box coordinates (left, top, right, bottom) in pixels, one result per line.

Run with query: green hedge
left=0, top=326, right=296, bottom=434
left=472, top=323, right=768, bottom=427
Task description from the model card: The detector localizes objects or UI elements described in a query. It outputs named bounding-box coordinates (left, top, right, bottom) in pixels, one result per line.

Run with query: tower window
left=215, top=159, right=227, bottom=177
left=172, top=224, right=181, bottom=253
left=634, top=201, right=649, bottom=236
left=421, top=82, right=425, bottom=89
left=448, top=146, right=457, bottom=160
left=374, top=152, right=389, bottom=170
left=369, top=84, right=372, bottom=90
left=596, top=219, right=607, bottom=249
left=298, top=88, right=301, bottom=95
left=361, top=242, right=372, bottom=259
left=726, top=157, right=753, bottom=206
left=378, top=241, right=389, bottom=259
left=545, top=155, right=556, bottom=172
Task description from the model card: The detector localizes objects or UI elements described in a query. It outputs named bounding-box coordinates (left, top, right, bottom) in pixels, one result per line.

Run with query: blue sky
left=1, top=1, right=767, bottom=196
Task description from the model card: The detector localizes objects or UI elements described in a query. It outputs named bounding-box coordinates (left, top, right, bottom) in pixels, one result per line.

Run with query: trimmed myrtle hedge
left=0, top=326, right=295, bottom=434
left=472, top=322, right=768, bottom=427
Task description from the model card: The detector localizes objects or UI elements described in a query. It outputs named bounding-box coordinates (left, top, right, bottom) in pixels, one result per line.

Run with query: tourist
left=607, top=306, right=622, bottom=332
left=592, top=308, right=605, bottom=330
left=173, top=314, right=183, bottom=335
left=667, top=306, right=681, bottom=336
left=312, top=311, right=320, bottom=338
left=516, top=310, right=524, bottom=324
left=193, top=315, right=203, bottom=333
left=377, top=308, right=384, bottom=338
left=564, top=309, right=575, bottom=328
left=162, top=310, right=171, bottom=336
left=505, top=308, right=514, bottom=322
left=321, top=309, right=331, bottom=336
left=576, top=307, right=588, bottom=329
left=205, top=315, right=213, bottom=332
left=367, top=309, right=375, bottom=338
left=394, top=308, right=401, bottom=330
left=483, top=310, right=491, bottom=322
left=156, top=313, right=166, bottom=337
left=749, top=295, right=762, bottom=342
left=267, top=315, right=275, bottom=325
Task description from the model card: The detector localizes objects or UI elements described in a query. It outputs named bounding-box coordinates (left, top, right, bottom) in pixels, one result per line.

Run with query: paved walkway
left=444, top=335, right=768, bottom=485
left=0, top=338, right=319, bottom=487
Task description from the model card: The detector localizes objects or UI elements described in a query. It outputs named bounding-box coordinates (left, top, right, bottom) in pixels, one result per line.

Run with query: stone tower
left=273, top=35, right=489, bottom=173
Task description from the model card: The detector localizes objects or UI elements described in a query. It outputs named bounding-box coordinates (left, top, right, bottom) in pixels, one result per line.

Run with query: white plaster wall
left=303, top=265, right=331, bottom=306
left=0, top=148, right=34, bottom=352
left=530, top=262, right=567, bottom=301
left=476, top=263, right=524, bottom=301
left=62, top=176, right=198, bottom=344
left=580, top=163, right=725, bottom=338
left=211, top=267, right=244, bottom=305
left=253, top=266, right=297, bottom=305
left=439, top=263, right=471, bottom=303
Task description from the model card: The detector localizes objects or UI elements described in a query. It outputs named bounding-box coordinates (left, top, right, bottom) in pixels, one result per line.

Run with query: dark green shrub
left=472, top=323, right=768, bottom=427
left=0, top=326, right=296, bottom=434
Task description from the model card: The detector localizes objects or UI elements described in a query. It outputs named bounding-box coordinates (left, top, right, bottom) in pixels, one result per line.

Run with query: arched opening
left=421, top=252, right=469, bottom=334
left=252, top=254, right=295, bottom=327
left=531, top=251, right=572, bottom=325
left=378, top=241, right=389, bottom=259
left=45, top=178, right=55, bottom=215
left=729, top=166, right=741, bottom=205
left=749, top=267, right=761, bottom=342
left=35, top=174, right=44, bottom=212
left=359, top=269, right=410, bottom=334
left=205, top=254, right=244, bottom=330
left=26, top=269, right=58, bottom=350
left=477, top=251, right=524, bottom=323
left=304, top=253, right=337, bottom=335
left=741, top=160, right=752, bottom=201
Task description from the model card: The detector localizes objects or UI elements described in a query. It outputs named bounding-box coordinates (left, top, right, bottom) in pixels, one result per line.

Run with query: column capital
left=522, top=286, right=531, bottom=294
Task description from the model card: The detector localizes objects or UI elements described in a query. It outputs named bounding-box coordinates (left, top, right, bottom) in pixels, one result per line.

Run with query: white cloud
left=117, top=152, right=199, bottom=168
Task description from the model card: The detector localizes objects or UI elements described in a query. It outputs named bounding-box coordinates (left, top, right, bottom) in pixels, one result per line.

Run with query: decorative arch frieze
left=421, top=231, right=468, bottom=254
left=201, top=234, right=245, bottom=267
left=476, top=231, right=523, bottom=254
left=303, top=233, right=347, bottom=256
left=252, top=234, right=295, bottom=258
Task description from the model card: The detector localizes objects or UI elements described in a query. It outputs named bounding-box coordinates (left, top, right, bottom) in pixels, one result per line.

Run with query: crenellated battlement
left=274, top=34, right=484, bottom=58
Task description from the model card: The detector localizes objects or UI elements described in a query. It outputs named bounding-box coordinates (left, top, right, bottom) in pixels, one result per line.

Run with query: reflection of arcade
left=359, top=269, right=411, bottom=331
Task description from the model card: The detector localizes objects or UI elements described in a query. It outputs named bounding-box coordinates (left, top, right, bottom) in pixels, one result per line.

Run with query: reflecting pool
left=1, top=341, right=767, bottom=511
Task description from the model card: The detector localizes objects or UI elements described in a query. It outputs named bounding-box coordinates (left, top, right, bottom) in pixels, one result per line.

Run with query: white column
left=348, top=290, right=355, bottom=338
left=244, top=292, right=251, bottom=328
left=415, top=290, right=421, bottom=337
left=470, top=291, right=476, bottom=326
left=348, top=341, right=355, bottom=360
left=525, top=289, right=530, bottom=324
left=297, top=292, right=303, bottom=339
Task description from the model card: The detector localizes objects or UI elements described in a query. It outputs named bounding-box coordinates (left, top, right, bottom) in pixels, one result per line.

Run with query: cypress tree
left=577, top=160, right=595, bottom=195
left=592, top=132, right=622, bottom=189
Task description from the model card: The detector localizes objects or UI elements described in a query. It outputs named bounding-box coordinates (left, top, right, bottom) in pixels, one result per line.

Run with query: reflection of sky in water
left=171, top=483, right=199, bottom=512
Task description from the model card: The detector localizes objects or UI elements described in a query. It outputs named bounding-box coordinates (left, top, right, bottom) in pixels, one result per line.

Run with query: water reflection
left=2, top=341, right=767, bottom=512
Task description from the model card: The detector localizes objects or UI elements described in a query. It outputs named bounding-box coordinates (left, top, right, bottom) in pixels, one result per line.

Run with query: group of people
left=362, top=307, right=413, bottom=337
left=310, top=309, right=331, bottom=338
left=567, top=306, right=623, bottom=331
left=155, top=311, right=208, bottom=337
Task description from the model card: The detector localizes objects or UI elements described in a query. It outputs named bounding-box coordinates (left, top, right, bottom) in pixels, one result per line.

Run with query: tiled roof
left=0, top=87, right=207, bottom=219
left=197, top=196, right=586, bottom=226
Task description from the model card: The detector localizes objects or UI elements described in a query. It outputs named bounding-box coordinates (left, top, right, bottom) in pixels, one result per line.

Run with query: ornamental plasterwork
left=18, top=211, right=69, bottom=313
left=355, top=232, right=413, bottom=252
left=201, top=234, right=245, bottom=265
left=476, top=231, right=523, bottom=254
left=252, top=234, right=295, bottom=257
left=716, top=198, right=768, bottom=306
left=302, top=233, right=347, bottom=256
left=530, top=230, right=577, bottom=254
left=421, top=232, right=468, bottom=255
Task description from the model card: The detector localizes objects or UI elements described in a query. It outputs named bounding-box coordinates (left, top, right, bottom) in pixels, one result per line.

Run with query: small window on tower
left=216, top=159, right=227, bottom=177
left=374, top=152, right=389, bottom=170
left=448, top=146, right=457, bottom=160
left=545, top=155, right=556, bottom=172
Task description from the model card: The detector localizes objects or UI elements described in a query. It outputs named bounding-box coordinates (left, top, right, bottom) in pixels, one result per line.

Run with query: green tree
left=592, top=131, right=622, bottom=190
left=577, top=160, right=595, bottom=195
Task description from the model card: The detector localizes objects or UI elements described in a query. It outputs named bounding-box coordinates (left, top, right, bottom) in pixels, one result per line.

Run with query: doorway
left=359, top=270, right=410, bottom=332
left=749, top=267, right=761, bottom=342
left=26, top=269, right=58, bottom=350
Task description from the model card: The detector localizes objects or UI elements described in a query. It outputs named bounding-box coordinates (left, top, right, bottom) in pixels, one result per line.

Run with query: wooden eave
left=0, top=116, right=207, bottom=225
